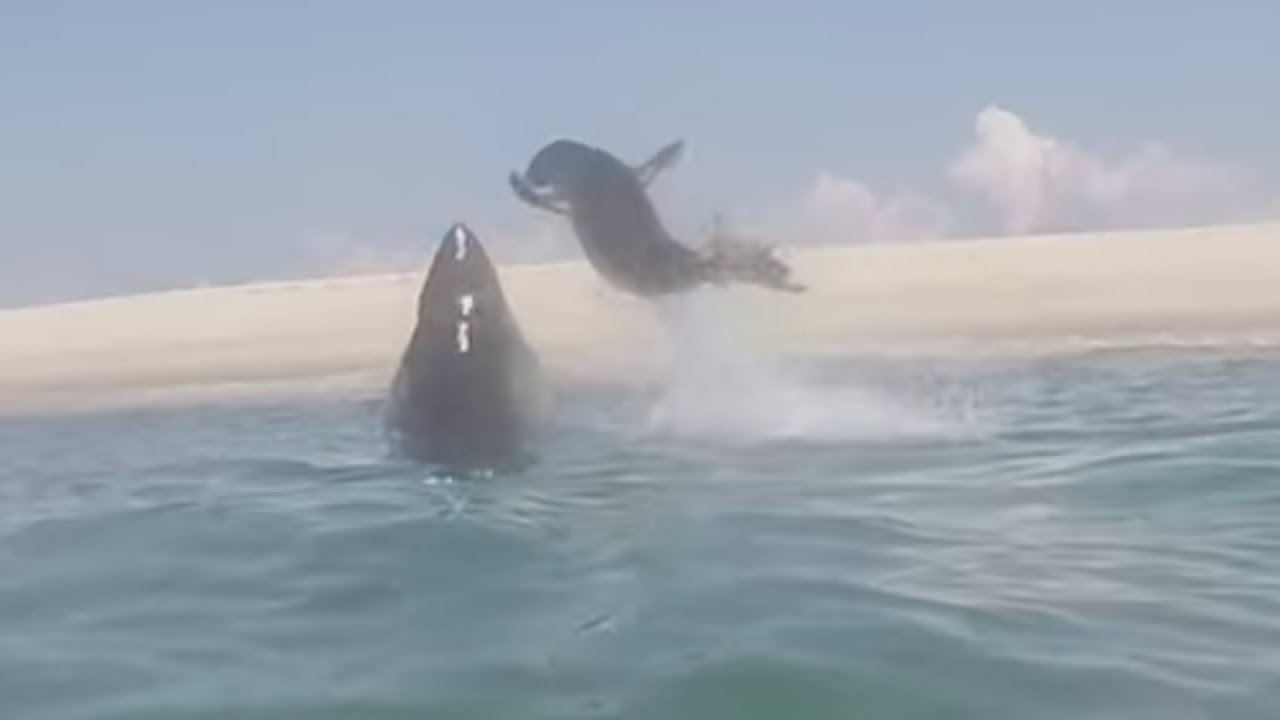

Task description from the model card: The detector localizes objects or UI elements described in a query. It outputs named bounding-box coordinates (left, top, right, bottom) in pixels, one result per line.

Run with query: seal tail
left=700, top=231, right=806, bottom=293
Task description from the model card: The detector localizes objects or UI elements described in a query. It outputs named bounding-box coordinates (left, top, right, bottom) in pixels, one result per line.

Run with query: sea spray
left=640, top=290, right=961, bottom=443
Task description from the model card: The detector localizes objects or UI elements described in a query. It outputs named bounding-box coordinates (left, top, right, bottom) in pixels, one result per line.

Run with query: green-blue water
left=2, top=349, right=1278, bottom=719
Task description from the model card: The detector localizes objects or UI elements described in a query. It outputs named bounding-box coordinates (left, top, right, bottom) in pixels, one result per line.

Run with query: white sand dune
left=3, top=222, right=1280, bottom=414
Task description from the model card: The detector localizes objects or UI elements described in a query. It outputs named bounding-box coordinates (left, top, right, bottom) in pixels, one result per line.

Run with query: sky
left=2, top=1, right=1278, bottom=308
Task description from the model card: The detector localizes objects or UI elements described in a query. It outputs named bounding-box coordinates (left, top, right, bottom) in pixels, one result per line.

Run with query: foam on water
left=640, top=290, right=976, bottom=443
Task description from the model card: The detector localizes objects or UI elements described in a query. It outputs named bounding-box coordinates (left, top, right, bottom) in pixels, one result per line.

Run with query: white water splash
left=641, top=291, right=964, bottom=443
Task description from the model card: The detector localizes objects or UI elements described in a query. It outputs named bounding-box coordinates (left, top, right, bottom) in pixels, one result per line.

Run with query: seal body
left=387, top=223, right=548, bottom=472
left=510, top=139, right=804, bottom=297
left=523, top=139, right=706, bottom=294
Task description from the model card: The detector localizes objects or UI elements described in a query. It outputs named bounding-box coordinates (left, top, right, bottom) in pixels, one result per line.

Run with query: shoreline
left=3, top=222, right=1280, bottom=414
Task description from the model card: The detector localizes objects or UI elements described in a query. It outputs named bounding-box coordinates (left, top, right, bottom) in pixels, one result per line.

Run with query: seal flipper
left=632, top=140, right=685, bottom=187
left=509, top=171, right=571, bottom=215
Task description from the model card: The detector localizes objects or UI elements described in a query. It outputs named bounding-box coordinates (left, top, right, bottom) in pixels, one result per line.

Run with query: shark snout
left=446, top=223, right=474, bottom=261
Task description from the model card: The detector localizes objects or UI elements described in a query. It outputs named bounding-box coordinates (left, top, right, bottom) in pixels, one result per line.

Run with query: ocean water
left=2, top=345, right=1279, bottom=719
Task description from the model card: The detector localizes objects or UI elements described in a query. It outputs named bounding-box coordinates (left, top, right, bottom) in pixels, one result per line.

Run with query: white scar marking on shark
left=456, top=320, right=471, bottom=353
left=453, top=225, right=468, bottom=260
left=458, top=293, right=475, bottom=317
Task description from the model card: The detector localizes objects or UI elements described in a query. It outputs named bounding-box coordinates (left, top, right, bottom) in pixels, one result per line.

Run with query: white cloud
left=948, top=104, right=1252, bottom=234
left=296, top=109, right=1274, bottom=278
left=794, top=172, right=950, bottom=244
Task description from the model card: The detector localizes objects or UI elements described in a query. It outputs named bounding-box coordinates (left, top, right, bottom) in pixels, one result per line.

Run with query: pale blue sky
left=2, top=2, right=1277, bottom=307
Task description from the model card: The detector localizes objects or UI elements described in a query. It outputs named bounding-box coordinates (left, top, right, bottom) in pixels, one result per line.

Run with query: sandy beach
left=3, top=222, right=1279, bottom=414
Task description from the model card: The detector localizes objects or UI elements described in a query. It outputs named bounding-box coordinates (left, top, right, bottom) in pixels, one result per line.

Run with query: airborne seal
left=509, top=138, right=804, bottom=297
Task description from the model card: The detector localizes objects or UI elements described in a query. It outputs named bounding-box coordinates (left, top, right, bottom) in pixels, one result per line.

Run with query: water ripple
left=3, top=349, right=1280, bottom=718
